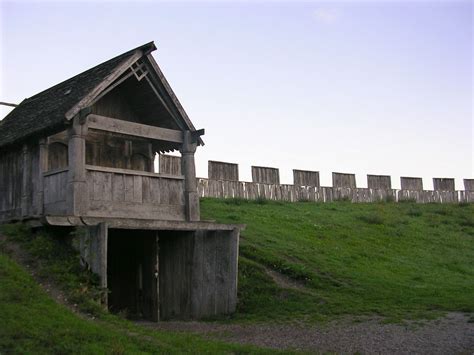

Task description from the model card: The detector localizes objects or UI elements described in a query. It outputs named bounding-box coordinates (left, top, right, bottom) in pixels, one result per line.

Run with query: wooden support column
left=37, top=138, right=48, bottom=215
left=67, top=115, right=88, bottom=216
left=21, top=144, right=30, bottom=217
left=78, top=223, right=108, bottom=306
left=180, top=131, right=199, bottom=221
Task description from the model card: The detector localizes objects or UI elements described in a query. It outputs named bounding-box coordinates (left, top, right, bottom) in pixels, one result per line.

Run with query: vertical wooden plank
left=202, top=231, right=217, bottom=316
left=112, top=174, right=125, bottom=202
left=133, top=175, right=143, bottom=203
left=124, top=175, right=134, bottom=202
left=192, top=231, right=204, bottom=318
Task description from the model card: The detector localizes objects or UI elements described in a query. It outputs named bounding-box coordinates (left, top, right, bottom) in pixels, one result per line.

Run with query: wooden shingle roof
left=0, top=42, right=162, bottom=148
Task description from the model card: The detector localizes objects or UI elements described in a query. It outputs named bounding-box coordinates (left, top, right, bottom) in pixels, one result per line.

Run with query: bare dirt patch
left=264, top=265, right=307, bottom=291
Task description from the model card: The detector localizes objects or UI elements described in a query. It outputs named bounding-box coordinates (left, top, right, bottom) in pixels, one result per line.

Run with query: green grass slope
left=0, top=226, right=273, bottom=354
left=1, top=200, right=473, bottom=353
left=201, top=199, right=474, bottom=323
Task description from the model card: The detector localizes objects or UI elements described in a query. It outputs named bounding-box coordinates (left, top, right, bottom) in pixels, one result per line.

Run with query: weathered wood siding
left=0, top=144, right=40, bottom=221
left=293, top=169, right=320, bottom=187
left=463, top=179, right=474, bottom=191
left=460, top=191, right=474, bottom=203
left=43, top=169, right=68, bottom=215
left=400, top=177, right=423, bottom=191
left=251, top=166, right=279, bottom=184
left=159, top=229, right=238, bottom=320
left=92, top=89, right=141, bottom=123
left=85, top=166, right=185, bottom=220
left=159, top=231, right=194, bottom=320
left=332, top=172, right=356, bottom=188
left=159, top=154, right=181, bottom=175
left=48, top=142, right=68, bottom=170
left=367, top=174, right=391, bottom=189
left=398, top=189, right=459, bottom=203
left=208, top=161, right=239, bottom=181
left=0, top=149, right=23, bottom=220
left=197, top=178, right=471, bottom=203
left=433, top=178, right=455, bottom=191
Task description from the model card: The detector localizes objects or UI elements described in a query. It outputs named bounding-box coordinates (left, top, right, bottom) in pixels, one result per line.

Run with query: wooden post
left=37, top=138, right=48, bottom=215
left=67, top=115, right=88, bottom=216
left=80, top=223, right=108, bottom=306
left=21, top=144, right=29, bottom=217
left=148, top=143, right=155, bottom=173
left=154, top=233, right=160, bottom=321
left=180, top=131, right=199, bottom=221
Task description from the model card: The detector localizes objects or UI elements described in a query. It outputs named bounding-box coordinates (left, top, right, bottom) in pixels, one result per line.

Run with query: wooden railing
left=85, top=165, right=186, bottom=220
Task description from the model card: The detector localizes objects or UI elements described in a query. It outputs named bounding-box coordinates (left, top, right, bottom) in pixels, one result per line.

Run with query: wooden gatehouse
left=0, top=42, right=240, bottom=321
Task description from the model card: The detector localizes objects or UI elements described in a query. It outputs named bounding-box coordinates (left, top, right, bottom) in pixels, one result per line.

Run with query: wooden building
left=0, top=42, right=241, bottom=321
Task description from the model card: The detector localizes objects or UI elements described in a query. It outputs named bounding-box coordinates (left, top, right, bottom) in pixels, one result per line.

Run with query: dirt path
left=140, top=313, right=474, bottom=354
left=0, top=233, right=86, bottom=317
left=2, top=232, right=473, bottom=354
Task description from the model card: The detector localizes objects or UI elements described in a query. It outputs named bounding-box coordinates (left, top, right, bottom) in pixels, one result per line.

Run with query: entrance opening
left=107, top=229, right=158, bottom=321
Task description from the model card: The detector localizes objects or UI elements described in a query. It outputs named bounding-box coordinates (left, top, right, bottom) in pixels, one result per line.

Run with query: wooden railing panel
left=86, top=168, right=185, bottom=220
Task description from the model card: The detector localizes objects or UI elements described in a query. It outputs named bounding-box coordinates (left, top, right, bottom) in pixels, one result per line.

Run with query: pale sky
left=0, top=0, right=472, bottom=189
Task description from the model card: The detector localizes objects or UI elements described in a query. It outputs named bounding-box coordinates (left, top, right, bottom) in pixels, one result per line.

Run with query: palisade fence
left=159, top=155, right=474, bottom=203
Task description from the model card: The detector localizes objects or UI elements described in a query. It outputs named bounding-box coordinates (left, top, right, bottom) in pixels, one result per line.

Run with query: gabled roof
left=0, top=41, right=199, bottom=149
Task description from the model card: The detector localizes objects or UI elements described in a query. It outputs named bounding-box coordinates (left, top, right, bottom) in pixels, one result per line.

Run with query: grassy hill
left=201, top=199, right=474, bottom=323
left=1, top=199, right=473, bottom=352
left=0, top=231, right=270, bottom=354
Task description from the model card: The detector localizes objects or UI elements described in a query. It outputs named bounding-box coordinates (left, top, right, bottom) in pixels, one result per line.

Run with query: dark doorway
left=107, top=229, right=158, bottom=321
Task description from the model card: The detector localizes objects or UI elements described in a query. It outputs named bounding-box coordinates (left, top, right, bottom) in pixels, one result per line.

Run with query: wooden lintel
left=87, top=114, right=183, bottom=143
left=43, top=215, right=245, bottom=231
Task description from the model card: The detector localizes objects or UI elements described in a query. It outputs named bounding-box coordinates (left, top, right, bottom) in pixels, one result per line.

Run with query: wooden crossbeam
left=87, top=114, right=183, bottom=143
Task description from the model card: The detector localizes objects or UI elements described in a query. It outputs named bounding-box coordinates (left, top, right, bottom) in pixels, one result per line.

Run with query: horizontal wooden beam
left=44, top=215, right=245, bottom=231
left=85, top=164, right=184, bottom=180
left=87, top=114, right=183, bottom=143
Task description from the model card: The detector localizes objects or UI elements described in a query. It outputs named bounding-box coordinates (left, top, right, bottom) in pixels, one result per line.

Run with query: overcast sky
left=0, top=0, right=472, bottom=189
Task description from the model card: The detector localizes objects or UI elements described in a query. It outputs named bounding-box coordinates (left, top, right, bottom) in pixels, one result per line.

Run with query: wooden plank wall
left=85, top=169, right=185, bottom=220
left=208, top=161, right=239, bottom=181
left=400, top=177, right=423, bottom=190
left=158, top=229, right=238, bottom=320
left=460, top=191, right=474, bottom=202
left=465, top=179, right=474, bottom=191
left=0, top=149, right=23, bottom=220
left=190, top=229, right=238, bottom=318
left=43, top=169, right=68, bottom=215
left=159, top=154, right=181, bottom=175
left=251, top=166, right=280, bottom=184
left=293, top=169, right=320, bottom=187
left=332, top=172, right=356, bottom=188
left=367, top=174, right=391, bottom=189
left=0, top=144, right=40, bottom=221
left=433, top=178, right=455, bottom=191
left=197, top=178, right=474, bottom=203
left=158, top=231, right=194, bottom=320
